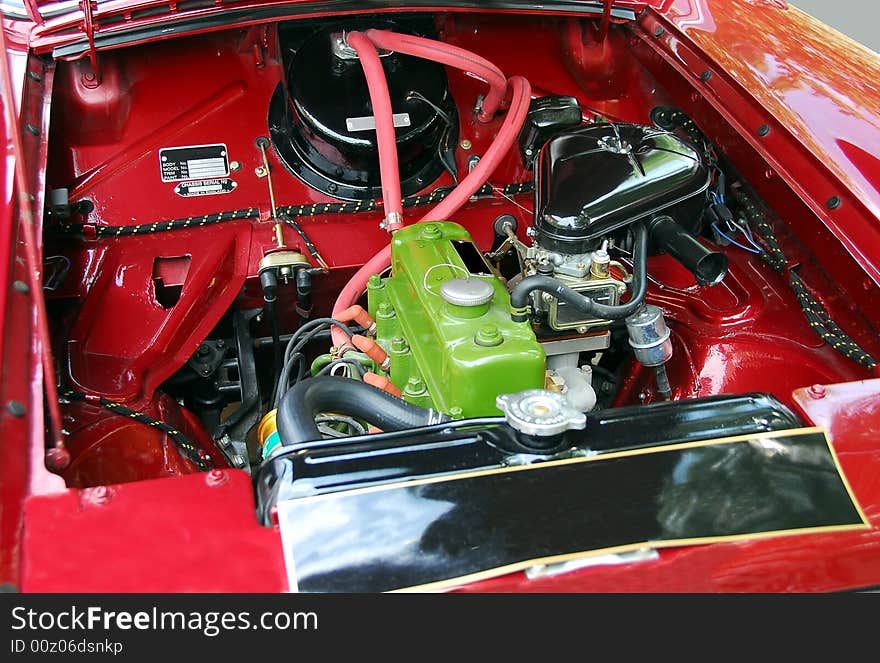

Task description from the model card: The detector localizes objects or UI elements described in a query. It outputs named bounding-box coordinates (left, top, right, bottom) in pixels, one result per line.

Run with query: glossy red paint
left=21, top=470, right=289, bottom=592
left=613, top=249, right=868, bottom=409
left=645, top=2, right=880, bottom=298
left=628, top=5, right=880, bottom=360
left=61, top=392, right=228, bottom=488
left=64, top=223, right=254, bottom=401
left=0, top=31, right=68, bottom=588
left=792, top=379, right=880, bottom=458
left=2, top=3, right=879, bottom=592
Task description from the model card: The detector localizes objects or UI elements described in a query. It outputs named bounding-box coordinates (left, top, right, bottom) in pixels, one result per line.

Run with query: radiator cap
left=496, top=390, right=587, bottom=437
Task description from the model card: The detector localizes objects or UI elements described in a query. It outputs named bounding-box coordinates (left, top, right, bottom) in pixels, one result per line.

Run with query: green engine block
left=368, top=221, right=545, bottom=417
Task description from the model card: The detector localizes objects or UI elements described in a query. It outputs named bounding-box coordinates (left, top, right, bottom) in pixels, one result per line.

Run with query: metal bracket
left=21, top=0, right=43, bottom=25
left=211, top=309, right=263, bottom=472
left=79, top=0, right=101, bottom=87
left=330, top=32, right=393, bottom=61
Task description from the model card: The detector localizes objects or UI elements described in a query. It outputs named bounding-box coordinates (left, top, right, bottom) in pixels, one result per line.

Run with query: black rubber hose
left=509, top=223, right=648, bottom=322
left=277, top=376, right=449, bottom=446
left=649, top=215, right=727, bottom=286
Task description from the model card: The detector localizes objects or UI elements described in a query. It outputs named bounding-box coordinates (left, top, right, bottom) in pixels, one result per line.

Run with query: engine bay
left=41, top=9, right=879, bottom=535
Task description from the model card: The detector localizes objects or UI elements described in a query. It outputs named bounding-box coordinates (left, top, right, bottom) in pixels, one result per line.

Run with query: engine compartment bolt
left=86, top=485, right=112, bottom=505
left=229, top=161, right=241, bottom=172
left=206, top=469, right=228, bottom=486
left=377, top=302, right=396, bottom=319
left=404, top=376, right=428, bottom=397
left=390, top=336, right=409, bottom=353
left=6, top=400, right=26, bottom=417
left=420, top=224, right=442, bottom=240
left=475, top=324, right=503, bottom=347
left=255, top=166, right=268, bottom=177
left=808, top=384, right=827, bottom=399
left=459, top=139, right=472, bottom=150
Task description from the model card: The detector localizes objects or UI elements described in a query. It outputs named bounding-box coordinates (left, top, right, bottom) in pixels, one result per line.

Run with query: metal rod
left=654, top=365, right=672, bottom=401
left=257, top=138, right=285, bottom=248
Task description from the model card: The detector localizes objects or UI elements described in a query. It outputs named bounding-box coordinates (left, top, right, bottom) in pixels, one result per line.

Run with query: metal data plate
left=345, top=113, right=411, bottom=132
left=159, top=143, right=229, bottom=182
left=277, top=427, right=867, bottom=592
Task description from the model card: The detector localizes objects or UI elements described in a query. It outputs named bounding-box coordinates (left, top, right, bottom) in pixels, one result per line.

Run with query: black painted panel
left=278, top=429, right=865, bottom=592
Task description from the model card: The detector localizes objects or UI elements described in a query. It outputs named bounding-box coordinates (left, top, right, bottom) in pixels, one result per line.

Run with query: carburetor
left=505, top=231, right=630, bottom=334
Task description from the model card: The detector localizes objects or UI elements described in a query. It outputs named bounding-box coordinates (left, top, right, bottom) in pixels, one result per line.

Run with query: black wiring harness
left=61, top=390, right=211, bottom=471
left=732, top=187, right=878, bottom=371
left=652, top=105, right=877, bottom=372
left=273, top=317, right=355, bottom=409
left=52, top=182, right=534, bottom=239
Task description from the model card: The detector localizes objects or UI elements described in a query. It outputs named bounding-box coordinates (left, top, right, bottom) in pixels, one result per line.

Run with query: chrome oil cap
left=439, top=277, right=494, bottom=307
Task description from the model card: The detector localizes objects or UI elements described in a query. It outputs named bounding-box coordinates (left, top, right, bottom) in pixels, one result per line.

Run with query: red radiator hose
left=331, top=74, right=532, bottom=348
left=421, top=76, right=531, bottom=222
left=364, top=29, right=508, bottom=122
left=346, top=32, right=404, bottom=230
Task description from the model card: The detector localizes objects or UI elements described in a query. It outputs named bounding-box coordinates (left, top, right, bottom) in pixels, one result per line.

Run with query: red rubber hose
left=364, top=28, right=508, bottom=122
left=346, top=31, right=404, bottom=230
left=419, top=75, right=531, bottom=223
left=330, top=75, right=532, bottom=347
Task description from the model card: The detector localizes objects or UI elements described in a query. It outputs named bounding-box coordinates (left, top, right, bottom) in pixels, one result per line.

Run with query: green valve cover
left=368, top=222, right=545, bottom=417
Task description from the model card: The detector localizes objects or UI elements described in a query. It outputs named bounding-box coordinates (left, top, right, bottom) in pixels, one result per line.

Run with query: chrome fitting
left=625, top=305, right=673, bottom=368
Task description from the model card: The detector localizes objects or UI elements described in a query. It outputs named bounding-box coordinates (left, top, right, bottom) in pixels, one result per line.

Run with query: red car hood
left=17, top=1, right=667, bottom=49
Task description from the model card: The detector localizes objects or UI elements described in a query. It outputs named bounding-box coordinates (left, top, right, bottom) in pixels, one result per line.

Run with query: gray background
left=792, top=1, right=878, bottom=53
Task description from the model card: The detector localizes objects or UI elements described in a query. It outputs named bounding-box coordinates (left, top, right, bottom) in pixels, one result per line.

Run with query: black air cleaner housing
left=534, top=123, right=710, bottom=254
left=269, top=20, right=456, bottom=201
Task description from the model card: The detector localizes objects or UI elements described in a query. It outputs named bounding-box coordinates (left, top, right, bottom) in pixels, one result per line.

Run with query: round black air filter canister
left=269, top=24, right=457, bottom=201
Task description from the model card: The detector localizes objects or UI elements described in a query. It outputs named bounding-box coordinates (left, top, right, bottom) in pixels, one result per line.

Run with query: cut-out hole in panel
left=152, top=255, right=191, bottom=309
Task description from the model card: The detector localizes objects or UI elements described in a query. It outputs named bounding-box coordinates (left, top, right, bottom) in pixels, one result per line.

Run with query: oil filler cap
left=439, top=277, right=494, bottom=307
left=496, top=390, right=587, bottom=437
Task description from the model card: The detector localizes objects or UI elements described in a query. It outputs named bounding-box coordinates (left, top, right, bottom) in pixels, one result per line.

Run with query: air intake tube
left=649, top=215, right=728, bottom=286
left=277, top=376, right=449, bottom=448
left=510, top=223, right=649, bottom=323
